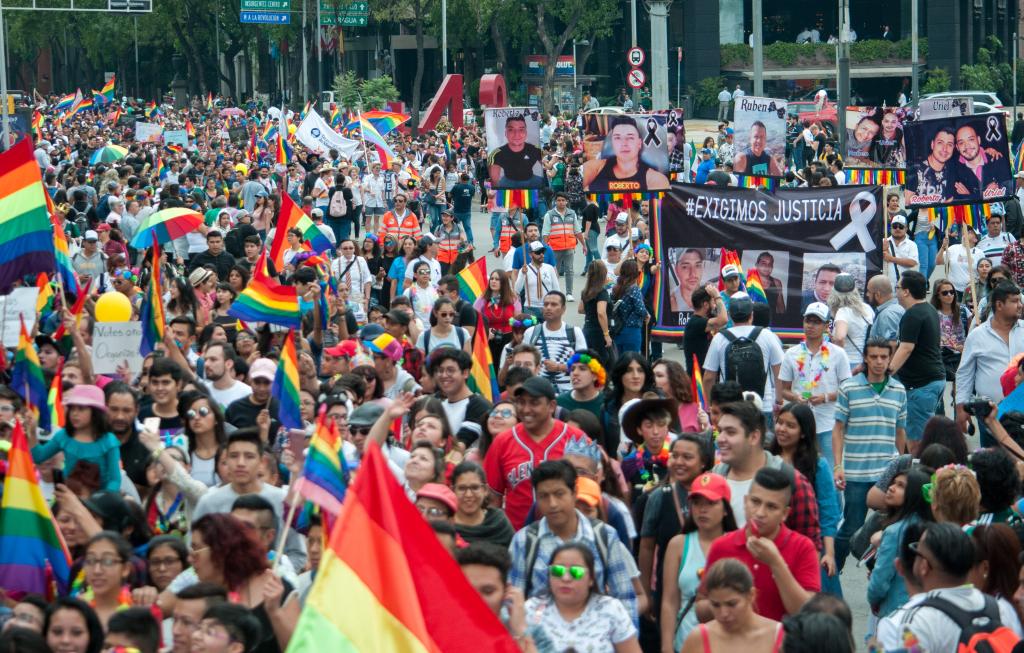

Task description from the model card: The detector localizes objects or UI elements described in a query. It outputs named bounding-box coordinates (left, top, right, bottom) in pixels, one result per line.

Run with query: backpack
left=722, top=327, right=767, bottom=394
left=522, top=517, right=614, bottom=597
left=422, top=326, right=466, bottom=354
left=529, top=324, right=576, bottom=359
left=328, top=187, right=348, bottom=218
left=917, top=594, right=1021, bottom=653
left=608, top=299, right=625, bottom=338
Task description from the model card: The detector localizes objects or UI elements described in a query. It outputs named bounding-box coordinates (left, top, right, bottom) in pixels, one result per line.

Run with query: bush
left=720, top=44, right=751, bottom=66
left=720, top=38, right=922, bottom=69
left=690, top=76, right=725, bottom=111
left=921, top=67, right=951, bottom=94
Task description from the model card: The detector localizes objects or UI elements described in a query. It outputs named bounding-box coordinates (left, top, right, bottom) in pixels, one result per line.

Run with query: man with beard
left=225, top=358, right=280, bottom=432
left=733, top=121, right=785, bottom=176
left=910, top=126, right=955, bottom=203
left=199, top=343, right=251, bottom=411
left=952, top=123, right=1009, bottom=200
left=104, top=381, right=150, bottom=491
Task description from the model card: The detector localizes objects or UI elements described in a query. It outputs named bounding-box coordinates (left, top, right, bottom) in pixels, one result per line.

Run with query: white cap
left=804, top=302, right=829, bottom=322
left=615, top=213, right=628, bottom=224
left=84, top=230, right=98, bottom=241
left=529, top=240, right=545, bottom=253
left=890, top=215, right=907, bottom=226
left=721, top=264, right=741, bottom=279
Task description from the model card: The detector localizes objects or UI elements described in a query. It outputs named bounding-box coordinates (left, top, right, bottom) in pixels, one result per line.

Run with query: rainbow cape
left=0, top=139, right=57, bottom=292
left=272, top=330, right=303, bottom=431
left=227, top=250, right=301, bottom=329
left=468, top=314, right=500, bottom=403
left=0, top=420, right=72, bottom=599
left=296, top=410, right=349, bottom=518
left=139, top=239, right=165, bottom=356
left=745, top=268, right=768, bottom=304
left=12, top=318, right=48, bottom=432
left=457, top=256, right=488, bottom=302
left=285, top=443, right=519, bottom=653
left=269, top=193, right=334, bottom=268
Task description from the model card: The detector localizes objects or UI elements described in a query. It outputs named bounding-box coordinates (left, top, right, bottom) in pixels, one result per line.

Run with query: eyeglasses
left=0, top=404, right=16, bottom=414
left=907, top=541, right=934, bottom=566
left=149, top=556, right=182, bottom=569
left=351, top=426, right=372, bottom=436
left=435, top=366, right=462, bottom=377
left=891, top=224, right=905, bottom=229
left=454, top=484, right=484, bottom=494
left=490, top=408, right=515, bottom=419
left=84, top=556, right=124, bottom=569
left=437, top=312, right=456, bottom=318
left=549, top=564, right=586, bottom=580
left=418, top=506, right=449, bottom=518
left=187, top=406, right=212, bottom=420
left=189, top=545, right=209, bottom=556
left=939, top=290, right=955, bottom=297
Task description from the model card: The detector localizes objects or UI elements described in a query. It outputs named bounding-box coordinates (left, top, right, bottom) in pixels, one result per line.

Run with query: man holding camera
left=955, top=281, right=1024, bottom=447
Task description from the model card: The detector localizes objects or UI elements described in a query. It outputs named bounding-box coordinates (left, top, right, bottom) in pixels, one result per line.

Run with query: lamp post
left=572, top=39, right=589, bottom=110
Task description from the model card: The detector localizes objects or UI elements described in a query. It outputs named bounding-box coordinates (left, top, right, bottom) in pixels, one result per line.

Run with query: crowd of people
left=3, top=88, right=1024, bottom=653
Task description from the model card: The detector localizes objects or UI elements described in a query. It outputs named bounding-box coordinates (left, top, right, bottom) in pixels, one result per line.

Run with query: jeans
left=906, top=379, right=947, bottom=444
left=914, top=230, right=938, bottom=282
left=490, top=213, right=503, bottom=250
left=326, top=217, right=345, bottom=244
left=835, top=480, right=873, bottom=572
left=979, top=418, right=997, bottom=448
left=614, top=326, right=642, bottom=354
left=456, top=212, right=474, bottom=246
left=427, top=202, right=442, bottom=230
left=553, top=249, right=574, bottom=295
left=584, top=230, right=599, bottom=272
left=817, top=431, right=835, bottom=468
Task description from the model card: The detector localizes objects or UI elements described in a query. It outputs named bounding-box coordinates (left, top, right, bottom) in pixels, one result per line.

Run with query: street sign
left=319, top=1, right=369, bottom=25
left=240, top=10, right=290, bottom=23
left=241, top=0, right=290, bottom=9
left=320, top=14, right=368, bottom=26
left=627, top=68, right=646, bottom=89
left=320, top=0, right=368, bottom=13
left=108, top=0, right=152, bottom=10
left=627, top=47, right=645, bottom=67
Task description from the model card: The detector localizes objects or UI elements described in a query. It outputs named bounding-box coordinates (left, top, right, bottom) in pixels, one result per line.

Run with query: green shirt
left=556, top=391, right=603, bottom=420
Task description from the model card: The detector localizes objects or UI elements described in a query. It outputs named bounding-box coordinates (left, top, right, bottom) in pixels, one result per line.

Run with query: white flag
left=296, top=109, right=361, bottom=159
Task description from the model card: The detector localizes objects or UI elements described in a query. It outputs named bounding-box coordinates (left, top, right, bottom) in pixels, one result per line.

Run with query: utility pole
left=911, top=0, right=919, bottom=103
left=752, top=0, right=763, bottom=96
left=441, top=0, right=447, bottom=77
left=648, top=0, right=671, bottom=110
left=317, top=0, right=323, bottom=96
left=630, top=0, right=638, bottom=105
left=302, top=0, right=308, bottom=101
left=0, top=2, right=9, bottom=151
left=838, top=0, right=851, bottom=155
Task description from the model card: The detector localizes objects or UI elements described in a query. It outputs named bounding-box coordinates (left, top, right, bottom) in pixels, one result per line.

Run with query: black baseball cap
left=514, top=376, right=556, bottom=400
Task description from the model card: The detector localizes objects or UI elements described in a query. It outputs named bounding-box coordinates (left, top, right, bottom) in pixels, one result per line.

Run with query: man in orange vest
left=434, top=207, right=467, bottom=274
left=542, top=192, right=585, bottom=302
left=379, top=192, right=421, bottom=243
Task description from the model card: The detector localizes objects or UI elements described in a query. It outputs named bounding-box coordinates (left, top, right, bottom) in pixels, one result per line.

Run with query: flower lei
left=636, top=440, right=671, bottom=483
left=78, top=584, right=133, bottom=612
left=567, top=352, right=606, bottom=387
left=794, top=342, right=831, bottom=396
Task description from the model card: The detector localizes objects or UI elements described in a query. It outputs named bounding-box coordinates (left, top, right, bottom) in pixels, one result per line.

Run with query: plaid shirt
left=508, top=510, right=639, bottom=622
left=1003, top=241, right=1024, bottom=288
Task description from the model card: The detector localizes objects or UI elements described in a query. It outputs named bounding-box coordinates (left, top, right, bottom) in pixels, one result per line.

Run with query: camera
left=964, top=396, right=994, bottom=419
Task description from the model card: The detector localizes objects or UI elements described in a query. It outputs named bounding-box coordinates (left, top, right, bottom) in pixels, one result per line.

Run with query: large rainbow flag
left=269, top=193, right=334, bottom=269
left=139, top=240, right=165, bottom=356
left=285, top=443, right=519, bottom=653
left=272, top=330, right=303, bottom=431
left=0, top=139, right=57, bottom=292
left=97, top=75, right=115, bottom=103
left=227, top=251, right=301, bottom=329
left=0, top=420, right=71, bottom=599
left=347, top=110, right=409, bottom=136
left=51, top=212, right=80, bottom=297
left=468, top=314, right=500, bottom=403
left=295, top=409, right=349, bottom=518
left=456, top=256, right=487, bottom=303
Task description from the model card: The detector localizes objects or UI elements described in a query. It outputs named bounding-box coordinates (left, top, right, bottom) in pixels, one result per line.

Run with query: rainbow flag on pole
left=139, top=239, right=165, bottom=356
left=691, top=354, right=706, bottom=411
left=227, top=251, right=302, bottom=329
left=468, top=314, right=500, bottom=403
left=285, top=443, right=519, bottom=653
left=51, top=212, right=79, bottom=298
left=272, top=330, right=303, bottom=431
left=0, top=139, right=57, bottom=292
left=745, top=268, right=769, bottom=304
left=295, top=410, right=349, bottom=518
left=269, top=193, right=334, bottom=268
left=12, top=318, right=48, bottom=432
left=345, top=110, right=409, bottom=135
left=0, top=420, right=72, bottom=599
left=276, top=131, right=293, bottom=166
left=49, top=360, right=65, bottom=431
left=457, top=256, right=488, bottom=303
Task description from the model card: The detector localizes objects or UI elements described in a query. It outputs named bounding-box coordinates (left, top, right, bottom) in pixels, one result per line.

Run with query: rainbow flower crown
left=567, top=352, right=606, bottom=387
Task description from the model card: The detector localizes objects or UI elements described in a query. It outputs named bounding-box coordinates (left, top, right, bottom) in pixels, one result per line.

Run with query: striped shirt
left=834, top=373, right=907, bottom=481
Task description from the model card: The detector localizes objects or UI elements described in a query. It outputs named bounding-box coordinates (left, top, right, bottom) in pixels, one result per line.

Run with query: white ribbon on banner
left=829, top=191, right=877, bottom=252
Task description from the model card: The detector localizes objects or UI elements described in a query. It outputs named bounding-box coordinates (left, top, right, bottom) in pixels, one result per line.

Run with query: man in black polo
left=488, top=114, right=543, bottom=189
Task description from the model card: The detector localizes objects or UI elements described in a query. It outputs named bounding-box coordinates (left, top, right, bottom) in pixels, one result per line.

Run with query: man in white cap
left=778, top=302, right=852, bottom=466
left=514, top=242, right=561, bottom=317
left=884, top=214, right=919, bottom=286
left=605, top=213, right=631, bottom=252
left=719, top=263, right=744, bottom=326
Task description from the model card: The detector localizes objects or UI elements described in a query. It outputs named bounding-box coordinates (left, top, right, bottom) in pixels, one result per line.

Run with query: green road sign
left=320, top=1, right=367, bottom=13
left=319, top=1, right=368, bottom=25
left=241, top=0, right=290, bottom=10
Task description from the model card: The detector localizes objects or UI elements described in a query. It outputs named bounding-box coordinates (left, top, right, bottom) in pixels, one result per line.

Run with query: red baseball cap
left=689, top=473, right=731, bottom=503
left=324, top=340, right=358, bottom=358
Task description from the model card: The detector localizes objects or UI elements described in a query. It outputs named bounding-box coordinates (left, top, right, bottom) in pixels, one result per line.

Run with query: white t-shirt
left=703, top=325, right=785, bottom=407
left=902, top=587, right=1023, bottom=652
left=884, top=236, right=920, bottom=285
left=403, top=255, right=442, bottom=286
left=833, top=306, right=874, bottom=367
left=977, top=231, right=1015, bottom=267
left=201, top=379, right=253, bottom=412
left=944, top=244, right=985, bottom=292
left=332, top=255, right=373, bottom=303
left=778, top=343, right=852, bottom=433
left=725, top=477, right=754, bottom=526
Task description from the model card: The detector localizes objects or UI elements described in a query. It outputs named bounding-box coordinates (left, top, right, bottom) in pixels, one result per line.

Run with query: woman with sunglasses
left=416, top=297, right=471, bottom=356
left=472, top=400, right=518, bottom=461
left=974, top=263, right=1013, bottom=323
left=937, top=226, right=984, bottom=299
left=451, top=461, right=515, bottom=547
left=525, top=542, right=641, bottom=652
left=661, top=473, right=738, bottom=652
left=402, top=260, right=440, bottom=325
left=387, top=235, right=420, bottom=303
left=176, top=392, right=227, bottom=487
left=931, top=278, right=969, bottom=398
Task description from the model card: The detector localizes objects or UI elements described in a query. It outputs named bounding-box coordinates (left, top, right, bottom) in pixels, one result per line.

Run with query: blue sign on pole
left=240, top=10, right=290, bottom=23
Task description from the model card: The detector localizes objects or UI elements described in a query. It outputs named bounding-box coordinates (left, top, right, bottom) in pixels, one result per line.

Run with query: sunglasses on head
left=187, top=406, right=212, bottom=420
left=549, top=564, right=586, bottom=580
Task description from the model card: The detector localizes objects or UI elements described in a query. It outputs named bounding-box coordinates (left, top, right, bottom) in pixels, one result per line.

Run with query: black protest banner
left=653, top=184, right=884, bottom=341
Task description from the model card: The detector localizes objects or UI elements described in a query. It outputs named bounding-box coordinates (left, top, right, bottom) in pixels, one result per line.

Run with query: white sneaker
left=567, top=294, right=575, bottom=302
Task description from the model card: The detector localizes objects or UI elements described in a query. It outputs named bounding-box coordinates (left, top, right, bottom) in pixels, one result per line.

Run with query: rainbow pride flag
left=156, top=155, right=168, bottom=181
left=51, top=212, right=79, bottom=298
left=468, top=315, right=499, bottom=403
left=269, top=193, right=334, bottom=269
left=0, top=140, right=57, bottom=292
left=54, top=93, right=75, bottom=111
left=139, top=240, right=165, bottom=356
left=276, top=132, right=293, bottom=166
left=0, top=420, right=71, bottom=599
left=691, top=354, right=706, bottom=411
left=356, top=116, right=396, bottom=163
left=745, top=268, right=769, bottom=304
left=349, top=110, right=409, bottom=136
left=717, top=248, right=746, bottom=293
left=35, top=273, right=53, bottom=314
left=296, top=410, right=349, bottom=518
left=285, top=443, right=519, bottom=653
left=31, top=111, right=44, bottom=139
left=49, top=360, right=64, bottom=431
left=205, top=93, right=214, bottom=111
left=457, top=256, right=488, bottom=302
left=272, top=330, right=303, bottom=431
left=228, top=251, right=301, bottom=329
left=98, top=75, right=115, bottom=103
left=299, top=101, right=311, bottom=121
left=72, top=93, right=93, bottom=115
left=12, top=318, right=48, bottom=432
left=185, top=119, right=196, bottom=139
left=247, top=128, right=260, bottom=162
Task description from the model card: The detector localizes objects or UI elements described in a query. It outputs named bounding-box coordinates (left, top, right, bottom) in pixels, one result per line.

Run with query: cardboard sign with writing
left=134, top=121, right=164, bottom=143
left=92, top=321, right=144, bottom=375
left=0, top=288, right=39, bottom=348
left=164, top=129, right=188, bottom=147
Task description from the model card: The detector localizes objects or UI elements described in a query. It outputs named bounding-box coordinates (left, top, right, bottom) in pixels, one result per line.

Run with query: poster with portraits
left=580, top=114, right=670, bottom=193
left=903, top=113, right=1013, bottom=207
left=653, top=184, right=883, bottom=341
left=844, top=106, right=910, bottom=168
left=484, top=107, right=544, bottom=189
left=731, top=96, right=788, bottom=177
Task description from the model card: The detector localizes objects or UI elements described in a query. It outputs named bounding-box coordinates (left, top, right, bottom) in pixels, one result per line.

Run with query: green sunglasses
left=549, top=564, right=586, bottom=580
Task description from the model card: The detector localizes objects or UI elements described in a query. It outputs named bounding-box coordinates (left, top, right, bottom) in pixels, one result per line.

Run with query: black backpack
left=916, top=594, right=1021, bottom=653
left=722, top=327, right=767, bottom=394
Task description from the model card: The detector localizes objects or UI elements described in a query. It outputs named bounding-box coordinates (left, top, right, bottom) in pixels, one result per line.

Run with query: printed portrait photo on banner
left=484, top=108, right=544, bottom=189
left=666, top=246, right=718, bottom=313
left=581, top=114, right=671, bottom=193
left=731, top=96, right=787, bottom=177
left=741, top=249, right=789, bottom=318
left=904, top=112, right=1013, bottom=207
left=800, top=253, right=867, bottom=312
left=843, top=106, right=908, bottom=168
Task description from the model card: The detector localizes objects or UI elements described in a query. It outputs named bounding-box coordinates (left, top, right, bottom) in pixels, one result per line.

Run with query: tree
left=373, top=0, right=437, bottom=133
left=332, top=71, right=400, bottom=109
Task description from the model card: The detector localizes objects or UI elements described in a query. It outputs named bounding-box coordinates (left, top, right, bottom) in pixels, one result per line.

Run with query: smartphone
left=52, top=469, right=64, bottom=486
left=143, top=417, right=161, bottom=435
left=287, top=429, right=308, bottom=466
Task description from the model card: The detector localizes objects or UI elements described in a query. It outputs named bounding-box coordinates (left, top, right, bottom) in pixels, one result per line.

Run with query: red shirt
left=483, top=420, right=583, bottom=529
left=704, top=524, right=821, bottom=621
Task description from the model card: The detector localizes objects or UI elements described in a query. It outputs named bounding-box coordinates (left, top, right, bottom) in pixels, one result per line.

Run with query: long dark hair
left=654, top=359, right=694, bottom=404
left=769, top=403, right=820, bottom=487
left=604, top=352, right=656, bottom=408
left=890, top=467, right=934, bottom=525
left=546, top=542, right=600, bottom=598
left=682, top=497, right=739, bottom=535
left=44, top=597, right=104, bottom=653
left=178, top=391, right=227, bottom=453
left=582, top=260, right=608, bottom=303
left=612, top=259, right=640, bottom=301
left=167, top=276, right=199, bottom=318
left=919, top=416, right=969, bottom=464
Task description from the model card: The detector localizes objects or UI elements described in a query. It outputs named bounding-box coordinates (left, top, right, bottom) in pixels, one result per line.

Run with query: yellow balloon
left=288, top=124, right=297, bottom=135
left=94, top=292, right=133, bottom=322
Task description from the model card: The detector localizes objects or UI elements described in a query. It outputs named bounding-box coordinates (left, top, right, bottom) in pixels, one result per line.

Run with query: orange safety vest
left=436, top=224, right=462, bottom=264
left=547, top=211, right=577, bottom=251
left=380, top=210, right=420, bottom=242
left=499, top=212, right=522, bottom=253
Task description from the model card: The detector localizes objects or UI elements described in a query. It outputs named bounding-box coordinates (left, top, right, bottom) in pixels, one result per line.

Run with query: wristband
left=151, top=445, right=166, bottom=462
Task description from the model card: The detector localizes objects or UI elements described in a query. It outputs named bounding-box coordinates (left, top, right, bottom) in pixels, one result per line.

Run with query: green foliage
left=720, top=44, right=751, bottom=66
left=721, top=39, right=923, bottom=69
left=921, top=67, right=951, bottom=95
left=331, top=72, right=400, bottom=110
left=959, top=36, right=1011, bottom=97
left=690, top=76, right=725, bottom=110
